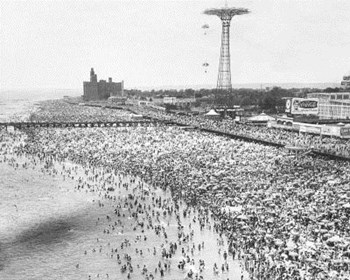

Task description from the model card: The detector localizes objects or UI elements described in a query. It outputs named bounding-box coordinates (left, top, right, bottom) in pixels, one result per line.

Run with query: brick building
left=83, top=68, right=124, bottom=101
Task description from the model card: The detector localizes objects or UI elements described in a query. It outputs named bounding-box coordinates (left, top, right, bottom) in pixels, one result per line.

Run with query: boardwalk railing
left=0, top=120, right=167, bottom=129
left=156, top=119, right=350, bottom=162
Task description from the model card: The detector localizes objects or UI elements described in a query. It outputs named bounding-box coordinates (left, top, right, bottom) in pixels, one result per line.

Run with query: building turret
left=83, top=68, right=123, bottom=101
left=90, top=68, right=97, bottom=83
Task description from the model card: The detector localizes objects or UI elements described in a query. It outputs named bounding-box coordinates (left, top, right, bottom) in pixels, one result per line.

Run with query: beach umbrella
left=343, top=203, right=350, bottom=209
left=327, top=235, right=343, bottom=243
left=342, top=251, right=350, bottom=257
left=223, top=206, right=242, bottom=213
left=289, top=251, right=299, bottom=257
left=236, top=214, right=248, bottom=220
left=336, top=242, right=348, bottom=248
left=281, top=253, right=288, bottom=259
left=274, top=239, right=283, bottom=246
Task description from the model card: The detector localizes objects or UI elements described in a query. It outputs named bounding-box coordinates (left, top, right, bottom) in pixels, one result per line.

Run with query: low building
left=163, top=96, right=177, bottom=104
left=176, top=98, right=196, bottom=107
left=204, top=109, right=221, bottom=119
left=308, top=92, right=350, bottom=102
left=215, top=106, right=244, bottom=119
left=108, top=96, right=127, bottom=105
left=248, top=113, right=275, bottom=123
left=83, top=68, right=124, bottom=101
left=160, top=96, right=196, bottom=107
left=307, top=92, right=350, bottom=119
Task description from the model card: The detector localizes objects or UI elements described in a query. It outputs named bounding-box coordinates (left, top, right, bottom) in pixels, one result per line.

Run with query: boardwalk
left=166, top=120, right=350, bottom=162
left=0, top=120, right=166, bottom=130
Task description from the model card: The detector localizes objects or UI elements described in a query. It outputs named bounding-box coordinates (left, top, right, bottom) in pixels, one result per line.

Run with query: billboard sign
left=321, top=126, right=342, bottom=137
left=286, top=98, right=319, bottom=115
left=340, top=127, right=350, bottom=138
left=285, top=99, right=292, bottom=113
left=299, top=125, right=321, bottom=134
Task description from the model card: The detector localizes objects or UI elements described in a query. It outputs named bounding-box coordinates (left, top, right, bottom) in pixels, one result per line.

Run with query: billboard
left=340, top=127, right=350, bottom=138
left=321, top=126, right=339, bottom=136
left=285, top=98, right=319, bottom=115
left=299, top=125, right=321, bottom=134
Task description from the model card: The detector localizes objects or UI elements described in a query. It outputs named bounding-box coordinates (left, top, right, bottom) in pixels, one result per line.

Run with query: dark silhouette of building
left=83, top=68, right=124, bottom=101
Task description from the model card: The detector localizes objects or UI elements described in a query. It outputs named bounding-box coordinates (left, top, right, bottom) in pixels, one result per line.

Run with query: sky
left=1, top=0, right=350, bottom=90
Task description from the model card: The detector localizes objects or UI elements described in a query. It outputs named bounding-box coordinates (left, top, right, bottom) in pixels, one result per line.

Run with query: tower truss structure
left=204, top=7, right=249, bottom=91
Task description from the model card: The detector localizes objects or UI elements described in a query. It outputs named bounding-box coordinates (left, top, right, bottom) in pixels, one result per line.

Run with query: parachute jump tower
left=204, top=5, right=249, bottom=91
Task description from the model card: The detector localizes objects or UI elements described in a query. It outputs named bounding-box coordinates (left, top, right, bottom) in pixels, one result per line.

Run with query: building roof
left=248, top=113, right=275, bottom=122
left=205, top=109, right=220, bottom=116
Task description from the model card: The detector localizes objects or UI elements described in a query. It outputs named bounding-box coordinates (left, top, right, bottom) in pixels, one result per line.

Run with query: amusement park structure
left=204, top=5, right=249, bottom=91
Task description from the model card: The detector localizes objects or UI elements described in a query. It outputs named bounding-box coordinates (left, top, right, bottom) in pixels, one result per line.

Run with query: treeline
left=125, top=87, right=344, bottom=113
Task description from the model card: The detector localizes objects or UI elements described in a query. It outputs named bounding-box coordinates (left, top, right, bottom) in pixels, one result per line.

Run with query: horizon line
left=0, top=81, right=343, bottom=92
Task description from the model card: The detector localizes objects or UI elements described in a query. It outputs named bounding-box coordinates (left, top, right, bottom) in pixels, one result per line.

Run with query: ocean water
left=0, top=89, right=81, bottom=122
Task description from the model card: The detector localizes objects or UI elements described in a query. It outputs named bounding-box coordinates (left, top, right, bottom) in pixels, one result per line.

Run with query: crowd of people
left=129, top=106, right=350, bottom=158
left=2, top=100, right=349, bottom=279
left=26, top=100, right=350, bottom=158
left=12, top=123, right=350, bottom=280
left=1, top=129, right=238, bottom=280
left=29, top=100, right=136, bottom=123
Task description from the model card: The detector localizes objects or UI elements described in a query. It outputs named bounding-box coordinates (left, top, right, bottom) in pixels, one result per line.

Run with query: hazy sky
left=1, top=0, right=350, bottom=90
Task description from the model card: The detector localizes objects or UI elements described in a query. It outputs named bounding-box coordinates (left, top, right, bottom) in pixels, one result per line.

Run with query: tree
left=260, top=95, right=277, bottom=112
left=324, top=87, right=341, bottom=93
left=240, top=97, right=251, bottom=107
left=165, top=104, right=177, bottom=111
left=184, top=88, right=195, bottom=97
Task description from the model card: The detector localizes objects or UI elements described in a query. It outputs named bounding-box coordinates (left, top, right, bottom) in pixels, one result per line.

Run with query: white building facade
left=307, top=92, right=350, bottom=119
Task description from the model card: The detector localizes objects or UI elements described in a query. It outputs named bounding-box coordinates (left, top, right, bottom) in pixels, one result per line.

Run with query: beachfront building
left=307, top=92, right=350, bottom=119
left=152, top=96, right=196, bottom=108
left=341, top=75, right=350, bottom=90
left=167, top=97, right=196, bottom=107
left=83, top=68, right=124, bottom=101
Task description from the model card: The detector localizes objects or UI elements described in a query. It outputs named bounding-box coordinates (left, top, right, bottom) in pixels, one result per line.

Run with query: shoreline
left=1, top=128, right=245, bottom=280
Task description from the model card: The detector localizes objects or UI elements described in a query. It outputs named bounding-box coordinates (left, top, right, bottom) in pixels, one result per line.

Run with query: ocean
left=0, top=89, right=81, bottom=122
